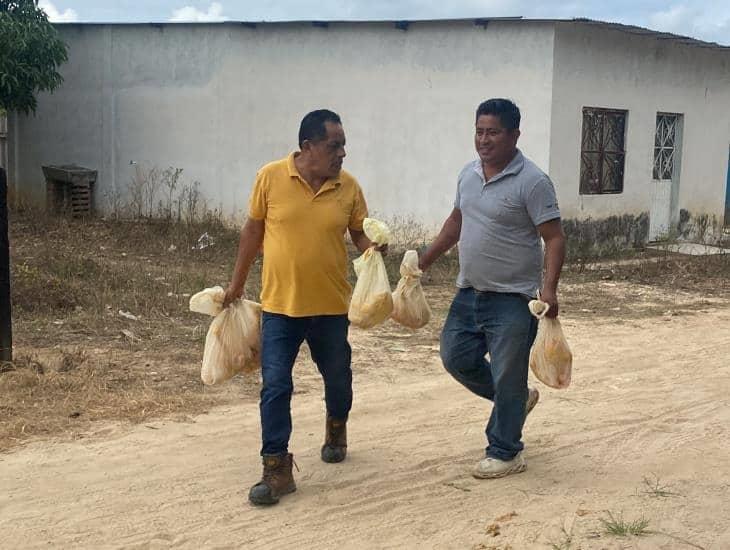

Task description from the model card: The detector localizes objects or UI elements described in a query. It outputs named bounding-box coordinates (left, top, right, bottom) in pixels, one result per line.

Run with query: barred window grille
left=580, top=107, right=627, bottom=195
left=653, top=114, right=680, bottom=180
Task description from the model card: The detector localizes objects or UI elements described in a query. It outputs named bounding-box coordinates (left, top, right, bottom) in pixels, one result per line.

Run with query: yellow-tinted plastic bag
left=349, top=248, right=393, bottom=329
left=362, top=217, right=392, bottom=246
left=528, top=299, right=572, bottom=389
left=348, top=218, right=393, bottom=329
left=189, top=287, right=262, bottom=385
left=391, top=250, right=431, bottom=329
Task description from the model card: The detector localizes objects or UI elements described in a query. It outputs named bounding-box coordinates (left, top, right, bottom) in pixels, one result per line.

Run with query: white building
left=6, top=18, right=730, bottom=246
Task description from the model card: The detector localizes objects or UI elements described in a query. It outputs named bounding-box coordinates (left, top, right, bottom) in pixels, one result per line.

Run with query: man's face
left=475, top=114, right=520, bottom=166
left=307, top=121, right=347, bottom=179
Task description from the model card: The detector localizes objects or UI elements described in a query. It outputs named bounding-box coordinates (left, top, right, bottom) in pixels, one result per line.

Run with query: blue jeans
left=440, top=288, right=538, bottom=460
left=259, top=312, right=352, bottom=456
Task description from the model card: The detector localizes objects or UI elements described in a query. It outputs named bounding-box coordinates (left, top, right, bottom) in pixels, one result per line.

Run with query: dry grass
left=640, top=474, right=681, bottom=498
left=0, top=350, right=221, bottom=451
left=4, top=209, right=256, bottom=451
left=11, top=209, right=244, bottom=313
left=565, top=250, right=729, bottom=297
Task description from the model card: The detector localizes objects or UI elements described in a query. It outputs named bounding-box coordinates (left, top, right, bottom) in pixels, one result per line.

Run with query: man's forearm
left=352, top=232, right=372, bottom=254
left=420, top=219, right=460, bottom=271
left=542, top=235, right=566, bottom=293
left=229, top=220, right=265, bottom=293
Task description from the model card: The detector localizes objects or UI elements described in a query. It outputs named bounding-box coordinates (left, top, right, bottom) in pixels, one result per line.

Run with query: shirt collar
left=288, top=151, right=342, bottom=189
left=472, top=149, right=525, bottom=185
left=287, top=152, right=301, bottom=178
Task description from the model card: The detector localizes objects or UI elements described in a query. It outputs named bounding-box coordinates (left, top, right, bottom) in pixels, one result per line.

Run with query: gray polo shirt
left=455, top=149, right=560, bottom=297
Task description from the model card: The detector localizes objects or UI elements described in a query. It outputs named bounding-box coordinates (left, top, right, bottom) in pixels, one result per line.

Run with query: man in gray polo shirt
left=420, top=98, right=566, bottom=479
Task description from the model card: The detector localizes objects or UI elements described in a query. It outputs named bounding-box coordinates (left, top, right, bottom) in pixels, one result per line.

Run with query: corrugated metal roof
left=54, top=17, right=730, bottom=50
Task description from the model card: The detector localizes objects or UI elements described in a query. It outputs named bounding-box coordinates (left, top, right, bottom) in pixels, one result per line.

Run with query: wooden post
left=0, top=167, right=11, bottom=361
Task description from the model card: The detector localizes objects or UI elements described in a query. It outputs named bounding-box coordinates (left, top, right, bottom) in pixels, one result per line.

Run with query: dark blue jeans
left=259, top=312, right=352, bottom=456
left=440, top=288, right=538, bottom=461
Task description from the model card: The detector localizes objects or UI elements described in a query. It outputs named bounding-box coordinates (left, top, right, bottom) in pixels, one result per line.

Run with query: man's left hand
left=374, top=243, right=388, bottom=256
left=539, top=288, right=559, bottom=318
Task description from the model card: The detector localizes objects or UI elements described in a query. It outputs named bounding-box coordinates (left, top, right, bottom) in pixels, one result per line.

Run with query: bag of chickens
left=189, top=286, right=262, bottom=385
left=391, top=250, right=431, bottom=329
left=348, top=218, right=393, bottom=329
left=527, top=297, right=572, bottom=389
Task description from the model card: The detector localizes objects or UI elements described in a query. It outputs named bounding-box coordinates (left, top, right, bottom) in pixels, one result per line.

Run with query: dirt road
left=2, top=288, right=730, bottom=549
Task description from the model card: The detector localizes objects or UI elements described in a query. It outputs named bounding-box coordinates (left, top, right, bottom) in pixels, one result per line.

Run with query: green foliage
left=600, top=511, right=650, bottom=537
left=0, top=0, right=68, bottom=114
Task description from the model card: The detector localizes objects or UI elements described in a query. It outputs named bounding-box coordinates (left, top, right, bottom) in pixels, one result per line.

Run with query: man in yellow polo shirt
left=223, top=109, right=379, bottom=506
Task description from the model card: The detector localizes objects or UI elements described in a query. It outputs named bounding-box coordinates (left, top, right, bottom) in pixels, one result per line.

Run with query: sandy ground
left=2, top=286, right=730, bottom=549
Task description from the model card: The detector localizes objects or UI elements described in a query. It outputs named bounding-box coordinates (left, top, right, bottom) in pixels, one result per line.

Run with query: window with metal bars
left=653, top=113, right=681, bottom=180
left=579, top=107, right=627, bottom=194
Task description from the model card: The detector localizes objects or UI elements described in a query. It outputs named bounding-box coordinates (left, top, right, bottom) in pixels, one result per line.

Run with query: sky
left=37, top=0, right=730, bottom=46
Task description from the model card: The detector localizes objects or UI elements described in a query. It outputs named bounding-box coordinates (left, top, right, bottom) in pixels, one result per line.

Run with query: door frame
left=649, top=112, right=684, bottom=241
left=724, top=144, right=730, bottom=229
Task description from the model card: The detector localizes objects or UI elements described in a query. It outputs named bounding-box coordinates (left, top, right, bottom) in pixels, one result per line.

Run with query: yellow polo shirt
left=248, top=152, right=368, bottom=317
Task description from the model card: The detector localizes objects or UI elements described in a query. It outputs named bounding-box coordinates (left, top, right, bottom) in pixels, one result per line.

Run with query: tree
left=0, top=0, right=68, bottom=114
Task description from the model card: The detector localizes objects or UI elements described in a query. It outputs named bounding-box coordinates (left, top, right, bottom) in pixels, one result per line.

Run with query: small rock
left=119, top=310, right=139, bottom=321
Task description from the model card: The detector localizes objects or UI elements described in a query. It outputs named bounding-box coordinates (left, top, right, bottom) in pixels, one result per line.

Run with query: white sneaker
left=473, top=453, right=526, bottom=479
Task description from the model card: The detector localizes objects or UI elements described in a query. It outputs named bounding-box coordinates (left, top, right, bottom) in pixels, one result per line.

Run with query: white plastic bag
left=348, top=218, right=393, bottom=329
left=391, top=250, right=431, bottom=329
left=528, top=298, right=572, bottom=389
left=189, top=287, right=262, bottom=385
left=189, top=285, right=226, bottom=316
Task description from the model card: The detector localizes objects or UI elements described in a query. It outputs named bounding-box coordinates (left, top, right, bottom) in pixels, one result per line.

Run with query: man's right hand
left=223, top=285, right=244, bottom=309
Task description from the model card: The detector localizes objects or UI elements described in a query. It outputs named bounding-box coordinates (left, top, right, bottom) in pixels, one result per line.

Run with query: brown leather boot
left=321, top=417, right=347, bottom=463
left=248, top=453, right=296, bottom=506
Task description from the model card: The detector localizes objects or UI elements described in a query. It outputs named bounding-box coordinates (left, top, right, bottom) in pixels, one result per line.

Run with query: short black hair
left=298, top=109, right=342, bottom=148
left=475, top=98, right=521, bottom=130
